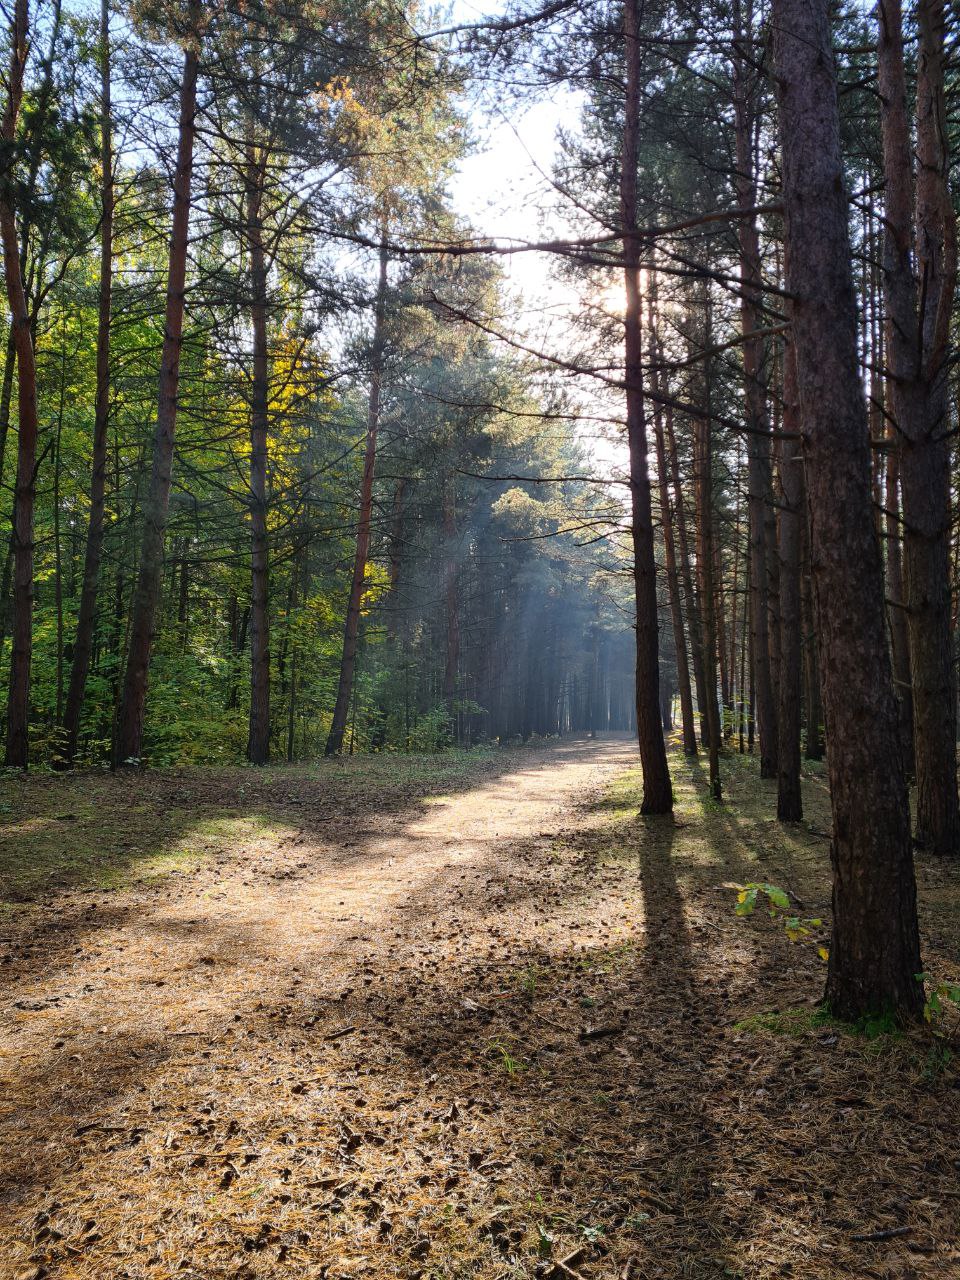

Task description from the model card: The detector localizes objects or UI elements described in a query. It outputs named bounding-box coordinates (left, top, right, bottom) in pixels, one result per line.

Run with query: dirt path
left=1, top=738, right=958, bottom=1280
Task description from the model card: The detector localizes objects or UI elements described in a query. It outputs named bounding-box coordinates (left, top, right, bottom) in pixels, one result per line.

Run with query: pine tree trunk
left=729, top=441, right=743, bottom=743
left=649, top=282, right=697, bottom=756
left=61, top=0, right=113, bottom=767
left=878, top=0, right=958, bottom=854
left=442, top=470, right=459, bottom=738
left=113, top=32, right=199, bottom=767
left=0, top=332, right=14, bottom=479
left=325, top=241, right=388, bottom=756
left=695, top=410, right=722, bottom=800
left=714, top=536, right=731, bottom=740
left=246, top=151, right=270, bottom=765
left=772, top=0, right=923, bottom=1019
left=665, top=405, right=708, bottom=746
left=732, top=6, right=778, bottom=779
left=884, top=436, right=913, bottom=772
left=693, top=296, right=722, bottom=801
left=2, top=0, right=39, bottom=769
left=620, top=0, right=671, bottom=813
left=776, top=339, right=803, bottom=822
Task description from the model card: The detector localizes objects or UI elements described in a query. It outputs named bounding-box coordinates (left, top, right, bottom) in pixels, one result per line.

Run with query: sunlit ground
left=1, top=738, right=958, bottom=1279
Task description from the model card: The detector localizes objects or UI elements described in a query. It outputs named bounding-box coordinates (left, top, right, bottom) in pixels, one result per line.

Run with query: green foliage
left=487, top=1039, right=526, bottom=1076
left=731, top=882, right=829, bottom=959
left=916, top=972, right=960, bottom=1026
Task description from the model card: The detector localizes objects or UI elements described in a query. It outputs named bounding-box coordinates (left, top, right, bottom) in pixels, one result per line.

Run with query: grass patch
left=735, top=1004, right=902, bottom=1043
left=734, top=1007, right=827, bottom=1036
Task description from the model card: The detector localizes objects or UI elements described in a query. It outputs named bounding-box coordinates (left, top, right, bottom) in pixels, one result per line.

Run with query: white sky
left=447, top=70, right=628, bottom=479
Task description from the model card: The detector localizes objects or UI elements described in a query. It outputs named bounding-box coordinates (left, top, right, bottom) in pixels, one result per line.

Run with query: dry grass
left=1, top=737, right=958, bottom=1280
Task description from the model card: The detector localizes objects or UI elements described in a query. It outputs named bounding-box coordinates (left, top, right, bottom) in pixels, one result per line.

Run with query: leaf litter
left=0, top=739, right=958, bottom=1279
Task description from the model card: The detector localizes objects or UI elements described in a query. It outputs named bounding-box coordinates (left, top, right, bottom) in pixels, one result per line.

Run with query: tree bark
left=772, top=0, right=923, bottom=1019
left=113, top=29, right=199, bottom=766
left=246, top=149, right=270, bottom=765
left=442, top=469, right=459, bottom=739
left=693, top=291, right=722, bottom=801
left=649, top=281, right=696, bottom=756
left=620, top=0, right=672, bottom=812
left=2, top=0, right=39, bottom=769
left=776, top=338, right=803, bottom=822
left=694, top=410, right=722, bottom=800
left=325, top=240, right=388, bottom=756
left=885, top=431, right=913, bottom=773
left=732, top=1, right=777, bottom=780
left=665, top=404, right=708, bottom=746
left=877, top=0, right=958, bottom=853
left=61, top=0, right=113, bottom=767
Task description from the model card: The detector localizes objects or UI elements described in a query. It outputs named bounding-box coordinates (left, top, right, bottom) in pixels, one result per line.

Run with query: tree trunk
left=772, top=0, right=923, bottom=1019
left=620, top=0, right=671, bottom=813
left=695, top=410, right=722, bottom=801
left=693, top=293, right=722, bottom=802
left=246, top=150, right=270, bottom=765
left=325, top=240, right=388, bottom=756
left=729, top=440, right=743, bottom=742
left=0, top=332, right=14, bottom=479
left=665, top=404, right=708, bottom=746
left=885, top=430, right=913, bottom=773
left=443, top=470, right=459, bottom=738
left=649, top=281, right=697, bottom=756
left=61, top=0, right=113, bottom=767
left=776, top=339, right=803, bottom=822
left=2, top=0, right=39, bottom=769
left=714, top=535, right=731, bottom=740
left=732, top=3, right=777, bottom=780
left=113, top=30, right=199, bottom=767
left=53, top=334, right=67, bottom=724
left=877, top=0, right=958, bottom=854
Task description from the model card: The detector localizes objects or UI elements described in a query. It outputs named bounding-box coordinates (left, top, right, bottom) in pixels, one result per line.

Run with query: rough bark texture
left=649, top=285, right=696, bottom=756
left=61, top=0, right=112, bottom=768
left=246, top=151, right=271, bottom=766
left=621, top=0, right=672, bottom=813
left=619, top=0, right=670, bottom=814
left=694, top=409, right=722, bottom=801
left=878, top=0, right=958, bottom=854
left=113, top=37, right=198, bottom=767
left=666, top=405, right=708, bottom=746
left=776, top=340, right=803, bottom=822
left=2, top=0, right=38, bottom=769
left=732, top=12, right=778, bottom=780
left=884, top=436, right=913, bottom=774
left=772, top=0, right=923, bottom=1020
left=325, top=242, right=388, bottom=757
left=799, top=517, right=824, bottom=760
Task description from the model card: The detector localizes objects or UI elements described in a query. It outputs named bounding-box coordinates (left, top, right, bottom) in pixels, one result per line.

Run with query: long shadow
left=5, top=741, right=954, bottom=1278
left=0, top=737, right=628, bottom=999
left=0, top=738, right=635, bottom=1225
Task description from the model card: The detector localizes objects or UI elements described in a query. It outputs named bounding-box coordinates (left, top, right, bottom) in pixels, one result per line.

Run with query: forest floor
left=1, top=737, right=960, bottom=1280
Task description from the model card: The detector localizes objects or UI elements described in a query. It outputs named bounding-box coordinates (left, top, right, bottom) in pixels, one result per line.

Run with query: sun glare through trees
left=1, top=0, right=959, bottom=1276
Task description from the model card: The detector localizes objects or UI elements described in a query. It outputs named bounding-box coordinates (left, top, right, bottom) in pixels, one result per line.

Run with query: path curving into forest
left=1, top=736, right=958, bottom=1279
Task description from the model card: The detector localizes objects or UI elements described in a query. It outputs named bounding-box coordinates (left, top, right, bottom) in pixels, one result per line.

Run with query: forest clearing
left=2, top=738, right=960, bottom=1280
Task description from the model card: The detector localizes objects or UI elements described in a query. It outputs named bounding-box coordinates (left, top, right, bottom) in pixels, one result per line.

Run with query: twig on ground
left=850, top=1226, right=912, bottom=1243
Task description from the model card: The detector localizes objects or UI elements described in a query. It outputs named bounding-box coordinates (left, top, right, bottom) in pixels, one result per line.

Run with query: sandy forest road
left=1, top=737, right=641, bottom=1277
left=2, top=736, right=958, bottom=1280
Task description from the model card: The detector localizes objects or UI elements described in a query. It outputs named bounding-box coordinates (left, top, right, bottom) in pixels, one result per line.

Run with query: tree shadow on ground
left=1, top=740, right=958, bottom=1279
